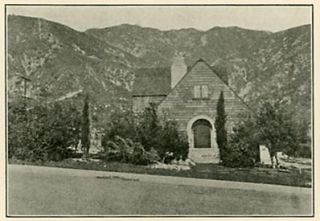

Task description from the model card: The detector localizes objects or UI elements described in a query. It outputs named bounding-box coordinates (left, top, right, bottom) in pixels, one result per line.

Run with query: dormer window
left=194, top=85, right=208, bottom=99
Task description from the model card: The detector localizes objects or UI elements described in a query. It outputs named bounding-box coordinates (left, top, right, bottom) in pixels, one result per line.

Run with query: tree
left=221, top=101, right=309, bottom=168
left=8, top=98, right=30, bottom=159
left=255, top=101, right=303, bottom=167
left=136, top=103, right=160, bottom=151
left=223, top=117, right=259, bottom=168
left=101, top=109, right=137, bottom=146
left=8, top=99, right=81, bottom=161
left=44, top=102, right=81, bottom=161
left=81, top=94, right=90, bottom=159
left=214, top=91, right=228, bottom=162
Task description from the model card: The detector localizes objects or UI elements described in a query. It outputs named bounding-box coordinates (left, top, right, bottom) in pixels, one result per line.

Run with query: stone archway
left=187, top=115, right=219, bottom=163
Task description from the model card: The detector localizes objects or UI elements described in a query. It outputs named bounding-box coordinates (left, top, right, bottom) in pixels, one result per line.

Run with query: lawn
left=8, top=158, right=312, bottom=187
left=8, top=164, right=312, bottom=215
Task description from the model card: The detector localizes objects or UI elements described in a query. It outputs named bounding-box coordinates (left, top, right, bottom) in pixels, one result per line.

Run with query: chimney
left=171, top=53, right=187, bottom=88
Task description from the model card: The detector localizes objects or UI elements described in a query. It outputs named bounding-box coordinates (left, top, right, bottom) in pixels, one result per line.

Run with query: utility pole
left=20, top=75, right=31, bottom=98
left=18, top=75, right=31, bottom=112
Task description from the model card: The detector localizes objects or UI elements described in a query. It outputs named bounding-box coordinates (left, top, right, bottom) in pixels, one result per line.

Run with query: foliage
left=255, top=101, right=310, bottom=165
left=223, top=101, right=311, bottom=167
left=8, top=99, right=81, bottom=161
left=81, top=94, right=91, bottom=158
left=8, top=100, right=28, bottom=159
left=132, top=145, right=160, bottom=165
left=157, top=120, right=189, bottom=160
left=296, top=143, right=311, bottom=158
left=214, top=91, right=228, bottom=162
left=222, top=118, right=259, bottom=168
left=102, top=109, right=137, bottom=146
left=135, top=103, right=160, bottom=151
left=102, top=104, right=188, bottom=163
left=101, top=136, right=160, bottom=165
left=102, top=136, right=134, bottom=162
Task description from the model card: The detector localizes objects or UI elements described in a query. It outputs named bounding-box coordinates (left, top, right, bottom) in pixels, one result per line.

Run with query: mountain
left=7, top=15, right=311, bottom=128
left=213, top=25, right=311, bottom=123
left=86, top=24, right=271, bottom=67
left=86, top=24, right=311, bottom=123
left=7, top=15, right=143, bottom=127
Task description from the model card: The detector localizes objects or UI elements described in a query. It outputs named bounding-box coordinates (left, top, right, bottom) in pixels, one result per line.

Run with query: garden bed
left=8, top=158, right=312, bottom=188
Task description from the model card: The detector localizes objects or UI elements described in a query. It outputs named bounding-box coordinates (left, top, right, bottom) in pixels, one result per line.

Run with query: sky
left=7, top=5, right=312, bottom=32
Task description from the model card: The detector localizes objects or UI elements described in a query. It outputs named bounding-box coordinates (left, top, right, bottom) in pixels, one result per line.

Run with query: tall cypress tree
left=214, top=91, right=228, bottom=161
left=81, top=93, right=90, bottom=159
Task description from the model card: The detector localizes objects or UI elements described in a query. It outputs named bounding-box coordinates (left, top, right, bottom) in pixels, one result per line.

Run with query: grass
left=8, top=158, right=311, bottom=188
left=8, top=165, right=312, bottom=215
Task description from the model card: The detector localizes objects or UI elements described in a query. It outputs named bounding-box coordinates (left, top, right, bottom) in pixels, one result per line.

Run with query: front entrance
left=192, top=119, right=212, bottom=148
left=187, top=115, right=219, bottom=163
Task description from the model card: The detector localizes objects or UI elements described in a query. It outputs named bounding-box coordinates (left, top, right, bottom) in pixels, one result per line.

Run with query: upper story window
left=194, top=85, right=208, bottom=99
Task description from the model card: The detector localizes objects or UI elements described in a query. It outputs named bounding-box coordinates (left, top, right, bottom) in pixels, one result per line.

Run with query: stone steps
left=188, top=148, right=219, bottom=163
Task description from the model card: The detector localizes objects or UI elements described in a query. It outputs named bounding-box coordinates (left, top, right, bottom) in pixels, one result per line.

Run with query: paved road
left=7, top=164, right=312, bottom=216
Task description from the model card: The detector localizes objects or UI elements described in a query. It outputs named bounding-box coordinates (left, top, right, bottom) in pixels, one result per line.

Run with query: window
left=194, top=85, right=209, bottom=99
left=194, top=86, right=201, bottom=98
left=201, top=85, right=208, bottom=98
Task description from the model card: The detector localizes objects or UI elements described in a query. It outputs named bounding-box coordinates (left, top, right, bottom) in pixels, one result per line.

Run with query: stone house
left=132, top=56, right=251, bottom=163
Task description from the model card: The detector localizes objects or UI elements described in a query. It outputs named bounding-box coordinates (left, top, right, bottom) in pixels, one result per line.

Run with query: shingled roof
left=132, top=67, right=172, bottom=96
left=132, top=61, right=228, bottom=97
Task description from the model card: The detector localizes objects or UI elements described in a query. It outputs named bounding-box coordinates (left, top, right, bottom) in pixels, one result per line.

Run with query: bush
left=102, top=104, right=188, bottom=163
left=8, top=100, right=31, bottom=159
left=222, top=119, right=259, bottom=168
left=8, top=99, right=81, bottom=161
left=102, top=136, right=133, bottom=162
left=101, top=136, right=160, bottom=165
left=131, top=146, right=160, bottom=165
left=135, top=103, right=161, bottom=151
left=157, top=120, right=189, bottom=161
left=296, top=143, right=311, bottom=158
left=221, top=101, right=311, bottom=167
left=101, top=110, right=137, bottom=146
left=256, top=101, right=310, bottom=164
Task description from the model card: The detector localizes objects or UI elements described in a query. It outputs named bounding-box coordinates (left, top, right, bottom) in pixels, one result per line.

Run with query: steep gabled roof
left=157, top=58, right=254, bottom=113
left=132, top=67, right=171, bottom=96
left=132, top=60, right=251, bottom=113
left=203, top=60, right=255, bottom=113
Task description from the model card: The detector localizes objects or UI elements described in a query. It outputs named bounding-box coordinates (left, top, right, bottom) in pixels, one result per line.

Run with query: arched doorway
left=192, top=119, right=212, bottom=148
left=186, top=115, right=219, bottom=163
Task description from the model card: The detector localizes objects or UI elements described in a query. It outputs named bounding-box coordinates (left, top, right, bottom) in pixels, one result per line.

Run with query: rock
left=259, top=145, right=272, bottom=165
left=185, top=158, right=196, bottom=166
left=277, top=152, right=289, bottom=160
